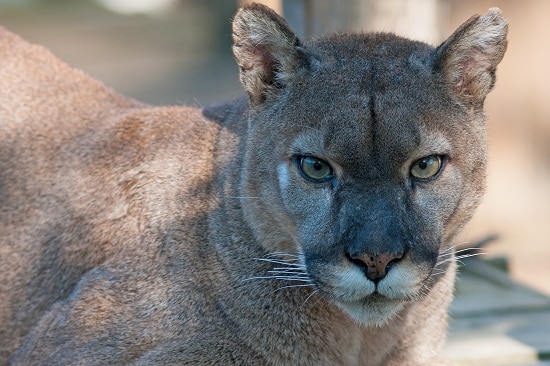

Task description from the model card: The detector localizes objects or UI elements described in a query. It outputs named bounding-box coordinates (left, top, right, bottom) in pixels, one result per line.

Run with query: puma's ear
left=232, top=3, right=302, bottom=105
left=436, top=8, right=508, bottom=106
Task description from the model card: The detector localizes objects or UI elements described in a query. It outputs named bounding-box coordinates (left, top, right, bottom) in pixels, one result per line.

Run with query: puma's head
left=232, top=4, right=507, bottom=325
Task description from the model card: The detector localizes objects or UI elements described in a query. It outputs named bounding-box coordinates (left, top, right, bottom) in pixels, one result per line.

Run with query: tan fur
left=0, top=4, right=507, bottom=365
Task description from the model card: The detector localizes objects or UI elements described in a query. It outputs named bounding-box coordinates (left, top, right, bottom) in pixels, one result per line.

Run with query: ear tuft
left=436, top=8, right=508, bottom=106
left=232, top=3, right=301, bottom=105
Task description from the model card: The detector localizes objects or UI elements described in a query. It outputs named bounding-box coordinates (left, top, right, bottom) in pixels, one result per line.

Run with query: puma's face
left=233, top=5, right=506, bottom=325
left=241, top=36, right=486, bottom=325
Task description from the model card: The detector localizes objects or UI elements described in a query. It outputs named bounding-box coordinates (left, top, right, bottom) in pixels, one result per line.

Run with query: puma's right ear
left=436, top=8, right=508, bottom=107
left=232, top=3, right=302, bottom=105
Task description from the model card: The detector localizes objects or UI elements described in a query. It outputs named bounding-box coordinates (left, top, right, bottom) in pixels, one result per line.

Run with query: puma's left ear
left=232, top=3, right=303, bottom=106
left=436, top=8, right=508, bottom=106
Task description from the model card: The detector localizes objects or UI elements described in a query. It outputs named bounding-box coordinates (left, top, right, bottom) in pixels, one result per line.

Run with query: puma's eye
left=410, top=155, right=442, bottom=180
left=298, top=156, right=333, bottom=181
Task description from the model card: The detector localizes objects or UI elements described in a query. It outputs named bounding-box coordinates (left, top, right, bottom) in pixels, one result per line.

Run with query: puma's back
left=0, top=27, right=222, bottom=362
left=0, top=4, right=507, bottom=365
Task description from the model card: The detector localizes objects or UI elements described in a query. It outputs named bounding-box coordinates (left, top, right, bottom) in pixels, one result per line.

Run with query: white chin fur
left=335, top=298, right=405, bottom=326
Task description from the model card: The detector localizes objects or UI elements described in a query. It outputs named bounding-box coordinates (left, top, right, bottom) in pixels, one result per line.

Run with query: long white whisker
left=242, top=276, right=311, bottom=282
left=223, top=196, right=263, bottom=199
left=274, top=284, right=316, bottom=292
left=454, top=247, right=484, bottom=254
left=270, top=266, right=305, bottom=271
left=456, top=252, right=487, bottom=265
left=437, top=247, right=484, bottom=261
left=439, top=244, right=461, bottom=255
left=253, top=258, right=304, bottom=267
left=243, top=252, right=316, bottom=296
left=434, top=258, right=452, bottom=267
left=455, top=252, right=486, bottom=260
left=435, top=252, right=486, bottom=268
left=268, top=270, right=307, bottom=276
left=265, top=275, right=311, bottom=281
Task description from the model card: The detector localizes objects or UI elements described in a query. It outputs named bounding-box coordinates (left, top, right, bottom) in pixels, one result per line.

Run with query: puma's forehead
left=278, top=79, right=460, bottom=178
left=307, top=32, right=435, bottom=67
left=287, top=122, right=453, bottom=182
left=266, top=33, right=471, bottom=177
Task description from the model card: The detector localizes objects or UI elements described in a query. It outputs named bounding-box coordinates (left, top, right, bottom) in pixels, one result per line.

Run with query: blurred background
left=0, top=0, right=548, bottom=294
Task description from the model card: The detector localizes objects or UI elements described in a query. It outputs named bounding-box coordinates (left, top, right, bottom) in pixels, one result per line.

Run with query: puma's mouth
left=331, top=262, right=421, bottom=299
left=313, top=260, right=429, bottom=325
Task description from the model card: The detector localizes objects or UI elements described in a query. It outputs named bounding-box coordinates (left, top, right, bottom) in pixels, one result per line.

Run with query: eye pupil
left=298, top=156, right=333, bottom=182
left=410, top=155, right=442, bottom=180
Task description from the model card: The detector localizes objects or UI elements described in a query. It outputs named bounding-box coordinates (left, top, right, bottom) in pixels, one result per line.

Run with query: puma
left=0, top=4, right=507, bottom=365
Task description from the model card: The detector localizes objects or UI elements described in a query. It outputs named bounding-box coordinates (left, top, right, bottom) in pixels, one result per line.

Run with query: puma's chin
left=335, top=296, right=405, bottom=326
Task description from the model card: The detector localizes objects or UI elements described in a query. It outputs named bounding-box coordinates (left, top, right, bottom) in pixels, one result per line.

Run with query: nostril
left=347, top=251, right=404, bottom=282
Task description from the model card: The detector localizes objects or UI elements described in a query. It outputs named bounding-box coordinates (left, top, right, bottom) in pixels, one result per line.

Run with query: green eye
left=298, top=156, right=333, bottom=181
left=410, top=155, right=442, bottom=180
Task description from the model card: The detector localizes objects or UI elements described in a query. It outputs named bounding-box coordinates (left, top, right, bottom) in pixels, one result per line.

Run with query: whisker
left=454, top=247, right=484, bottom=254
left=434, top=252, right=486, bottom=269
left=223, top=196, right=263, bottom=199
left=268, top=270, right=307, bottom=276
left=436, top=248, right=484, bottom=263
left=434, top=259, right=452, bottom=267
left=430, top=270, right=447, bottom=277
left=456, top=252, right=487, bottom=265
left=266, top=275, right=311, bottom=281
left=242, top=276, right=311, bottom=282
left=438, top=241, right=477, bottom=255
left=253, top=258, right=304, bottom=267
left=244, top=252, right=316, bottom=296
left=438, top=246, right=484, bottom=259
left=271, top=266, right=305, bottom=271
left=308, top=290, right=327, bottom=308
left=266, top=252, right=303, bottom=258
left=439, top=244, right=462, bottom=254
left=455, top=252, right=486, bottom=260
left=301, top=289, right=321, bottom=307
left=274, top=284, right=316, bottom=292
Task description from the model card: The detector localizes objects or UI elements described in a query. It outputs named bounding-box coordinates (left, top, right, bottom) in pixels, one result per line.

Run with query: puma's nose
left=349, top=252, right=404, bottom=282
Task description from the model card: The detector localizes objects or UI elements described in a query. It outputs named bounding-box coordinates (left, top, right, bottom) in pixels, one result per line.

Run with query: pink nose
left=350, top=252, right=404, bottom=281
